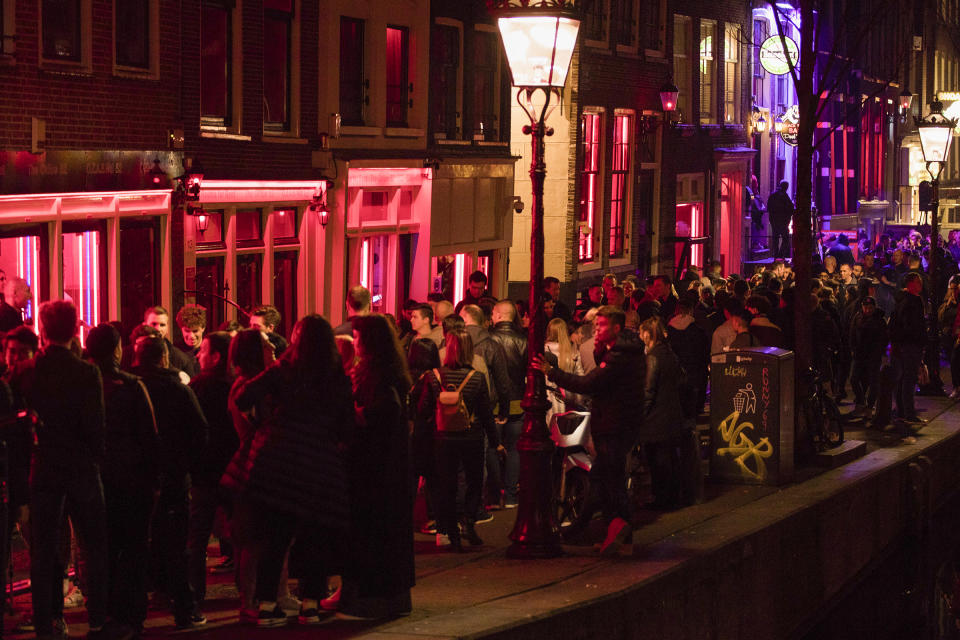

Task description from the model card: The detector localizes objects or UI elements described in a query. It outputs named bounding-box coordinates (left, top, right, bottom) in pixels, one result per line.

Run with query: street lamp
left=489, top=0, right=581, bottom=559
left=914, top=95, right=957, bottom=395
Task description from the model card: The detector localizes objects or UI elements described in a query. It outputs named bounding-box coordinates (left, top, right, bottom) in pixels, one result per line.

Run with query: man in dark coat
left=488, top=300, right=528, bottom=508
left=13, top=301, right=125, bottom=640
left=886, top=273, right=927, bottom=435
left=132, top=335, right=209, bottom=629
left=0, top=277, right=31, bottom=333
left=767, top=181, right=794, bottom=259
left=826, top=234, right=856, bottom=267
left=334, top=286, right=371, bottom=336
left=535, top=306, right=645, bottom=555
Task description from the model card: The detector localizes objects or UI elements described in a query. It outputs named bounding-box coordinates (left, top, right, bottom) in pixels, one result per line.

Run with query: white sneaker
left=950, top=387, right=960, bottom=399
left=277, top=594, right=302, bottom=617
left=436, top=533, right=452, bottom=548
left=63, top=585, right=85, bottom=609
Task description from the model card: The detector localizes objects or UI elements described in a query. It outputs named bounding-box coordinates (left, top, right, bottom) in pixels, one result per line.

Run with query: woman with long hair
left=544, top=318, right=582, bottom=421
left=231, top=315, right=354, bottom=627
left=341, top=315, right=414, bottom=620
left=417, top=329, right=499, bottom=551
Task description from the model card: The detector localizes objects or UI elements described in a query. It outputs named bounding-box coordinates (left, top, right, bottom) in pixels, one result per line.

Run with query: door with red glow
left=120, top=218, right=160, bottom=339
left=675, top=203, right=705, bottom=270
left=718, top=170, right=744, bottom=275
left=350, top=235, right=391, bottom=314
left=62, top=222, right=107, bottom=346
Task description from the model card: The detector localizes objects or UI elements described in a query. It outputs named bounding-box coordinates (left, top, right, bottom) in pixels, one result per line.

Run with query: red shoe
left=599, top=517, right=632, bottom=557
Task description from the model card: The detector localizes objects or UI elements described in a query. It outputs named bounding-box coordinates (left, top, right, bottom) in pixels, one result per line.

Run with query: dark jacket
left=334, top=315, right=363, bottom=336
left=99, top=366, right=159, bottom=489
left=231, top=360, right=353, bottom=529
left=890, top=292, right=926, bottom=346
left=488, top=321, right=528, bottom=415
left=767, top=189, right=794, bottom=228
left=641, top=341, right=686, bottom=443
left=465, top=324, right=511, bottom=420
left=850, top=309, right=888, bottom=360
left=418, top=366, right=498, bottom=445
left=173, top=342, right=200, bottom=379
left=15, top=345, right=105, bottom=475
left=132, top=365, right=208, bottom=492
left=0, top=302, right=23, bottom=333
left=190, top=373, right=239, bottom=488
left=826, top=243, right=855, bottom=267
left=347, top=379, right=415, bottom=598
left=547, top=330, right=645, bottom=438
left=0, top=378, right=31, bottom=508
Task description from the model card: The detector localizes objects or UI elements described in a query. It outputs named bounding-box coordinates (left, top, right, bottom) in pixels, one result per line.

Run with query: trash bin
left=709, top=347, right=794, bottom=485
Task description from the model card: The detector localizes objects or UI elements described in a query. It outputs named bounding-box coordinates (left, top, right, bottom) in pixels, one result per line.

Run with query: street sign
left=759, top=35, right=799, bottom=76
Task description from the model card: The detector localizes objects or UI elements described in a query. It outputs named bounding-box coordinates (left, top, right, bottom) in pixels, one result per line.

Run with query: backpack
left=433, top=368, right=476, bottom=432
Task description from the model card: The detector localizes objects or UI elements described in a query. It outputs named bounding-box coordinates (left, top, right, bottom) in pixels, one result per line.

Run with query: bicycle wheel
left=557, top=468, right=590, bottom=529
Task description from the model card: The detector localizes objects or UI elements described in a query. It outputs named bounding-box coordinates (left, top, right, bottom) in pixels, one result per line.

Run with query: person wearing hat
left=849, top=296, right=888, bottom=417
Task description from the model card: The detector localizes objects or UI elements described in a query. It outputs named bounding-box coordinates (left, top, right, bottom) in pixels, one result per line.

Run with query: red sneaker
left=599, top=517, right=632, bottom=557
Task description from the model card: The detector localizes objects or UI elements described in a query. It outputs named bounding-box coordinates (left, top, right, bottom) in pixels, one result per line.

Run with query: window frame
left=385, top=24, right=411, bottom=128
left=39, top=0, right=92, bottom=71
left=613, top=0, right=639, bottom=54
left=640, top=0, right=667, bottom=57
left=429, top=19, right=463, bottom=141
left=468, top=24, right=504, bottom=143
left=1, top=0, right=16, bottom=58
left=578, top=108, right=605, bottom=265
left=723, top=23, right=741, bottom=125
left=200, top=0, right=242, bottom=133
left=263, top=0, right=297, bottom=134
left=339, top=16, right=367, bottom=127
left=699, top=19, right=717, bottom=125
left=673, top=15, right=692, bottom=124
left=582, top=0, right=610, bottom=49
left=113, top=0, right=159, bottom=78
left=608, top=109, right=635, bottom=262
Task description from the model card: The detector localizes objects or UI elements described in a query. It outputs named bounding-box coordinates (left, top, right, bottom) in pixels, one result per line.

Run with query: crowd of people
left=0, top=229, right=956, bottom=638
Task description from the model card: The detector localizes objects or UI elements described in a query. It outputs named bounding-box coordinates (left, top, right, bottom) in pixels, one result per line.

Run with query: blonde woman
left=545, top=318, right=583, bottom=422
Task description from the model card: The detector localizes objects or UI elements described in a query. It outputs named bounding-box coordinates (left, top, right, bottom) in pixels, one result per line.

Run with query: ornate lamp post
left=488, top=0, right=581, bottom=558
left=915, top=95, right=957, bottom=395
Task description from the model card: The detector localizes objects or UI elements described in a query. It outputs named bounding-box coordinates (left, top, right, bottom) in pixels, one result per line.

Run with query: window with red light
left=196, top=211, right=224, bottom=245
left=271, top=208, right=297, bottom=243
left=264, top=0, right=293, bottom=132
left=340, top=17, right=365, bottom=126
left=386, top=26, right=410, bottom=127
left=609, top=112, right=633, bottom=258
left=273, top=250, right=298, bottom=338
left=42, top=0, right=81, bottom=61
left=201, top=1, right=233, bottom=126
left=430, top=23, right=460, bottom=140
left=115, top=0, right=149, bottom=69
left=469, top=30, right=500, bottom=141
left=578, top=111, right=602, bottom=263
left=236, top=210, right=262, bottom=245
left=236, top=253, right=262, bottom=316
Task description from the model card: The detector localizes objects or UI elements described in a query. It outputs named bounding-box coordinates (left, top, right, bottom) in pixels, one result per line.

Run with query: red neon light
left=360, top=239, right=370, bottom=289
left=454, top=254, right=465, bottom=307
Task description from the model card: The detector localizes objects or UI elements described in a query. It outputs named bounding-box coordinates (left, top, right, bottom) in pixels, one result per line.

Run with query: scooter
left=548, top=409, right=593, bottom=529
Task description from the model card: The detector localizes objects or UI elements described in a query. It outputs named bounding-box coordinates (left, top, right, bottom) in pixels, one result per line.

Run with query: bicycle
left=801, top=367, right=845, bottom=452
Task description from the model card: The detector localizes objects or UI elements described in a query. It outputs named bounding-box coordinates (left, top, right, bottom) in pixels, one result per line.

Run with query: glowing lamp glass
left=497, top=16, right=580, bottom=88
left=196, top=213, right=210, bottom=233
left=917, top=123, right=954, bottom=165
left=899, top=91, right=913, bottom=112
left=659, top=85, right=679, bottom=112
left=754, top=115, right=767, bottom=133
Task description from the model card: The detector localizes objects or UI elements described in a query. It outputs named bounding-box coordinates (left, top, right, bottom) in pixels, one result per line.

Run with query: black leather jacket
left=488, top=321, right=528, bottom=413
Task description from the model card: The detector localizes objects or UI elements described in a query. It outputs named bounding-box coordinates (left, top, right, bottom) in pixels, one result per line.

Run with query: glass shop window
left=264, top=0, right=293, bottom=131
left=62, top=226, right=107, bottom=346
left=273, top=250, right=298, bottom=337
left=42, top=0, right=81, bottom=62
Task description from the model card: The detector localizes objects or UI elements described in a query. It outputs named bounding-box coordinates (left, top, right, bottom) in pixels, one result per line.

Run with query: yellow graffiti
left=717, top=411, right=774, bottom=481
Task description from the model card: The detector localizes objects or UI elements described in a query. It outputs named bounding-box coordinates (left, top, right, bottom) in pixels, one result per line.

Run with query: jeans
left=771, top=225, right=791, bottom=259
left=567, top=432, right=631, bottom=535
left=31, top=466, right=108, bottom=636
left=892, top=343, right=924, bottom=420
left=187, top=484, right=232, bottom=604
left=435, top=436, right=484, bottom=538
left=153, top=483, right=197, bottom=622
left=104, top=482, right=153, bottom=629
left=252, top=505, right=338, bottom=602
left=501, top=417, right=523, bottom=504
left=850, top=356, right=882, bottom=407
